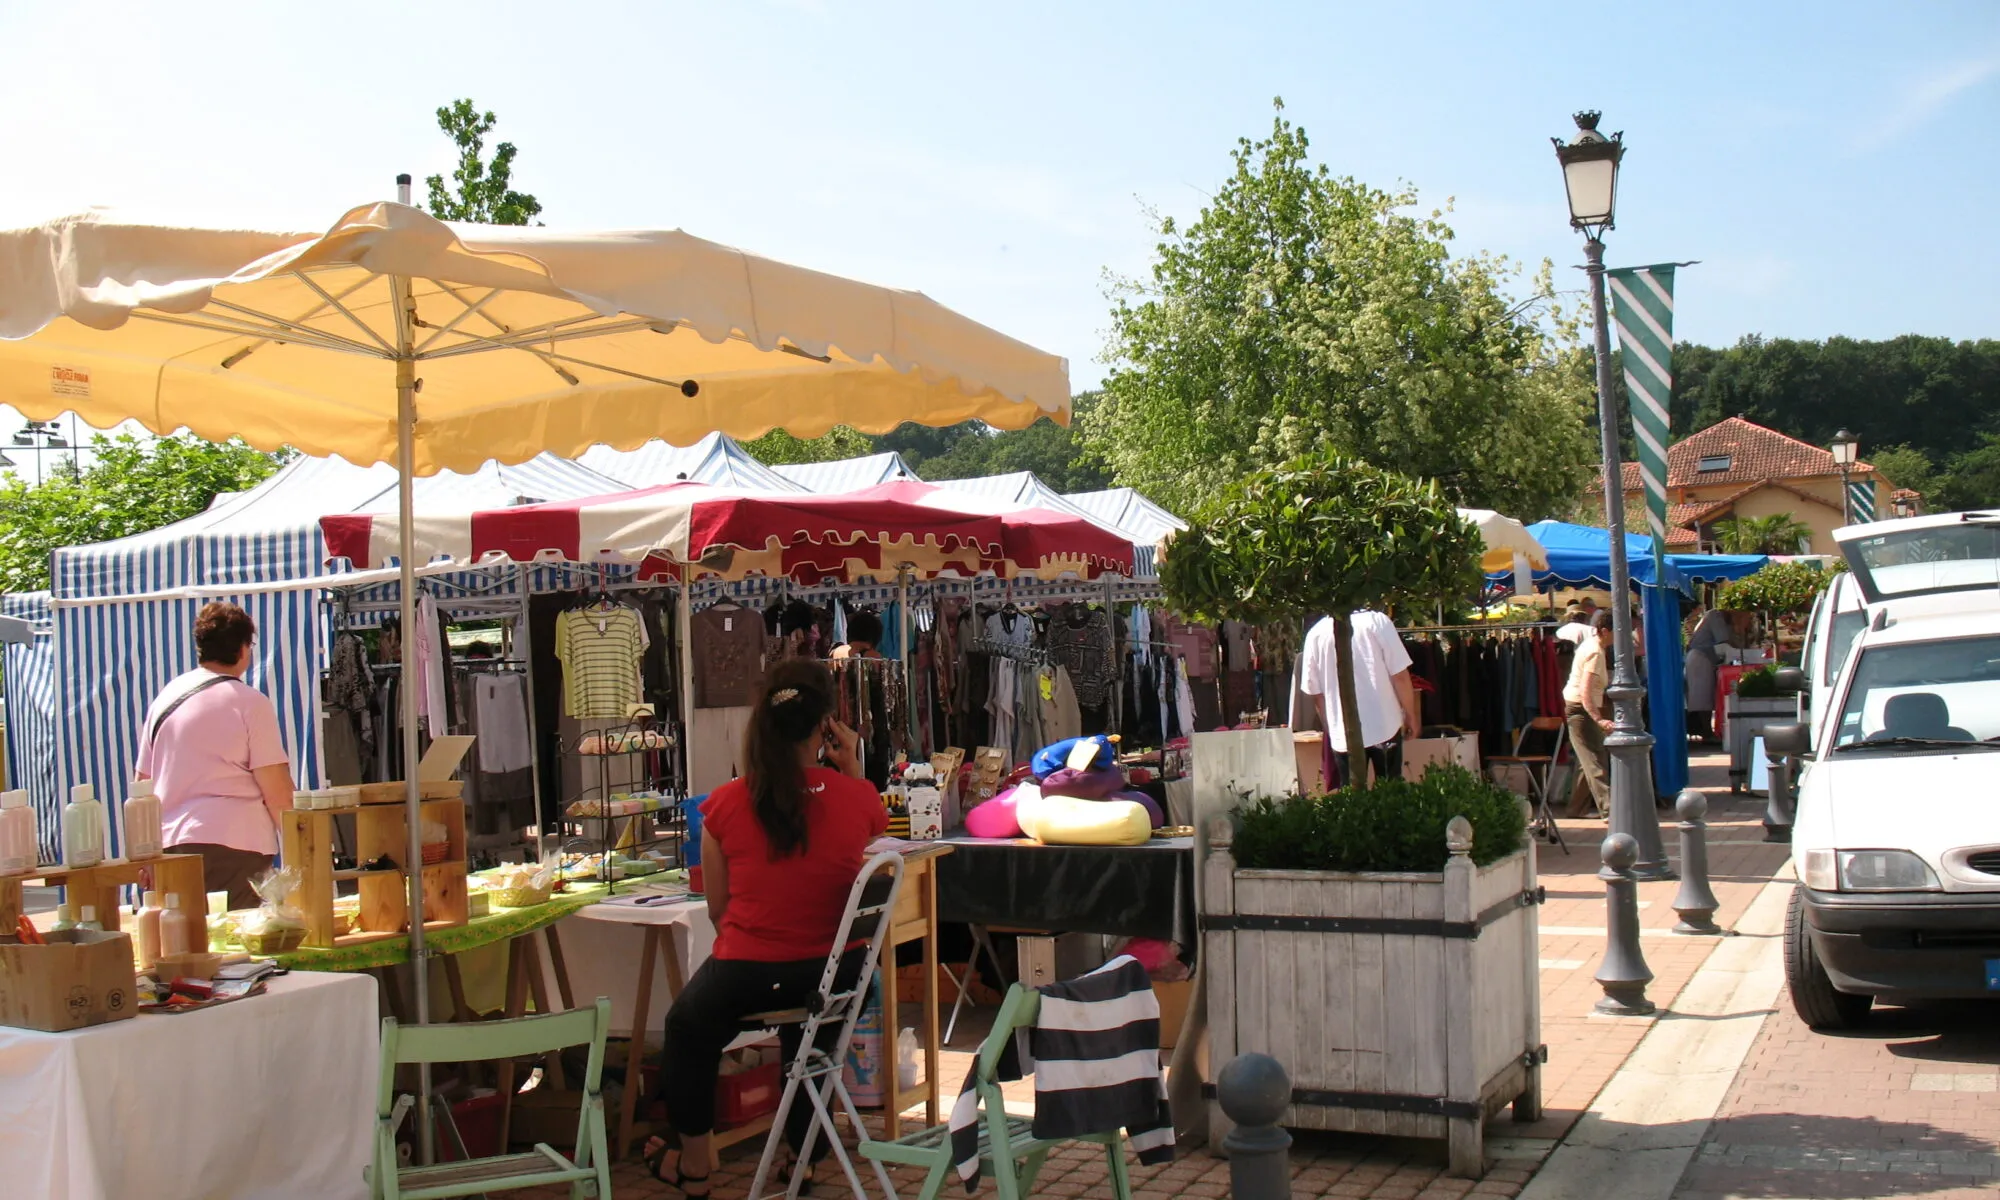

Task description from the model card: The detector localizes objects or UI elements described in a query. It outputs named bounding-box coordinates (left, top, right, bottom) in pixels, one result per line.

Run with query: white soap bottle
left=77, top=905, right=103, bottom=932
left=0, top=789, right=35, bottom=875
left=63, top=784, right=104, bottom=868
left=159, top=893, right=194, bottom=958
left=135, top=891, right=164, bottom=969
left=124, top=778, right=163, bottom=861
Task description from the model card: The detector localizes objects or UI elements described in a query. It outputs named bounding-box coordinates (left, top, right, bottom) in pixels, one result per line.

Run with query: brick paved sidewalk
left=1675, top=996, right=2000, bottom=1199
left=510, top=755, right=1782, bottom=1199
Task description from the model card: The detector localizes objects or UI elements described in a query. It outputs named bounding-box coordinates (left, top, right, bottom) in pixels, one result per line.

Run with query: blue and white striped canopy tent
left=1063, top=487, right=1188, bottom=548
left=1, top=594, right=56, bottom=862
left=579, top=432, right=804, bottom=493
left=772, top=451, right=919, bottom=493
left=9, top=452, right=622, bottom=854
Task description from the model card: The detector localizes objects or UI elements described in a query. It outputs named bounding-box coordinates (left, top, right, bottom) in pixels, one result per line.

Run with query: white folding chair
left=744, top=851, right=906, bottom=1200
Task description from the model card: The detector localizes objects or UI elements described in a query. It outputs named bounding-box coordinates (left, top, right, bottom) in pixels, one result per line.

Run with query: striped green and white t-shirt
left=556, top=606, right=646, bottom=719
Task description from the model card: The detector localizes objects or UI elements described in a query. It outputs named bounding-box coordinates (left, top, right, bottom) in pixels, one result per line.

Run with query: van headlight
left=1801, top=848, right=1837, bottom=890
left=1837, top=850, right=1941, bottom=892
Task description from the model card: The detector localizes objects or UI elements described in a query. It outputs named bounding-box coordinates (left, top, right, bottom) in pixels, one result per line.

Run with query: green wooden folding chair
left=366, top=997, right=614, bottom=1200
left=858, top=984, right=1134, bottom=1200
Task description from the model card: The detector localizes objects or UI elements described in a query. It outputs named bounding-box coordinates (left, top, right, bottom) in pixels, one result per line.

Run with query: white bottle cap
left=70, top=784, right=94, bottom=804
left=0, top=789, right=25, bottom=810
left=55, top=903, right=73, bottom=922
left=130, top=778, right=155, bottom=800
left=164, top=893, right=181, bottom=909
left=143, top=890, right=161, bottom=908
left=79, top=906, right=96, bottom=923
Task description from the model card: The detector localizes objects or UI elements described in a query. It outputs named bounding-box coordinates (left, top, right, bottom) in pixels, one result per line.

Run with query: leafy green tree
left=1160, top=449, right=1482, bottom=785
left=424, top=99, right=543, bottom=226
left=1711, top=512, right=1813, bottom=555
left=743, top=426, right=875, bottom=466
left=1934, top=434, right=2000, bottom=511
left=1866, top=444, right=1937, bottom=506
left=1716, top=560, right=1840, bottom=617
left=0, top=434, right=287, bottom=592
left=914, top=393, right=1111, bottom=492
left=1089, top=101, right=1598, bottom=520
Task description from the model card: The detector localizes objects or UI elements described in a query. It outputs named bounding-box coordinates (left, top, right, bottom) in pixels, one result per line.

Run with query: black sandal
left=641, top=1139, right=711, bottom=1198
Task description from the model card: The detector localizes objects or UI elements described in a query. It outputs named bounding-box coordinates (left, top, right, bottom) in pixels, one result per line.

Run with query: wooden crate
left=280, top=797, right=468, bottom=949
left=1, top=853, right=208, bottom=940
left=357, top=780, right=464, bottom=806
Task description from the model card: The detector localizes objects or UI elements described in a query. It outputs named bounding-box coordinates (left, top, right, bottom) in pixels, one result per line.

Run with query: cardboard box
left=1153, top=979, right=1192, bottom=1051
left=0, top=930, right=140, bottom=1031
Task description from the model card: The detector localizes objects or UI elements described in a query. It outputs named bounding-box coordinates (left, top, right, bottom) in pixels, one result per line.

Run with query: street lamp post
left=1830, top=428, right=1858, bottom=525
left=1554, top=111, right=1674, bottom=881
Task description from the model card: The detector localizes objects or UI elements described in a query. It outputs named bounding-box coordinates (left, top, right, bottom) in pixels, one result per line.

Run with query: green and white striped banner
left=1847, top=479, right=1877, bottom=523
left=1607, top=265, right=1678, bottom=546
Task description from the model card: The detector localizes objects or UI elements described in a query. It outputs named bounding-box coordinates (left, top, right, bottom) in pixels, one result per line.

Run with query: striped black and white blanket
left=948, top=955, right=1176, bottom=1190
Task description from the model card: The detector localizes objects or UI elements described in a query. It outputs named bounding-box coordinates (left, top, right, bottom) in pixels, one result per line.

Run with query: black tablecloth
left=935, top=837, right=1195, bottom=944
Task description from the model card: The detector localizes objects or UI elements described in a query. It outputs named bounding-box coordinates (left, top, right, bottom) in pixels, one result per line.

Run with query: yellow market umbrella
left=0, top=193, right=1071, bottom=1058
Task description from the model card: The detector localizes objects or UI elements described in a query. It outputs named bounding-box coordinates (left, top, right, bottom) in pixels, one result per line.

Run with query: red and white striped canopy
left=321, top=479, right=1133, bottom=583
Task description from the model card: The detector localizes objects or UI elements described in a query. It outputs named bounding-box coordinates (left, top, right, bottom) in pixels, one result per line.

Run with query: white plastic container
left=0, top=789, right=36, bottom=875
left=63, top=784, right=104, bottom=868
left=124, top=778, right=163, bottom=860
left=135, top=890, right=164, bottom=969
left=159, top=893, right=195, bottom=958
left=77, top=905, right=103, bottom=932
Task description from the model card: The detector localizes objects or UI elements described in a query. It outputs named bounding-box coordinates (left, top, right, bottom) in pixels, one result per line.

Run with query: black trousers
left=658, top=950, right=864, bottom=1152
left=1325, top=733, right=1405, bottom=789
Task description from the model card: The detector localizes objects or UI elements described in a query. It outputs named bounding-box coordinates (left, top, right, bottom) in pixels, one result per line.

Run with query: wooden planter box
left=1202, top=816, right=1543, bottom=1177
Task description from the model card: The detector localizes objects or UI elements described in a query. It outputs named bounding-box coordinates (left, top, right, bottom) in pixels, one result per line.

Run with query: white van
left=1796, top=570, right=1867, bottom=751
left=1784, top=512, right=2000, bottom=1029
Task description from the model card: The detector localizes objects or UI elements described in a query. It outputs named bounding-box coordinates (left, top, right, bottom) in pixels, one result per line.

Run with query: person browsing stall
left=1563, top=611, right=1615, bottom=818
left=134, top=602, right=293, bottom=910
left=830, top=610, right=883, bottom=661
left=1300, top=609, right=1421, bottom=787
left=645, top=659, right=887, bottom=1195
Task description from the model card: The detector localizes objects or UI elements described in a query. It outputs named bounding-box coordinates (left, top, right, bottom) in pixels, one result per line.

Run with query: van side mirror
left=1764, top=722, right=1811, bottom=756
left=1772, top=666, right=1806, bottom=695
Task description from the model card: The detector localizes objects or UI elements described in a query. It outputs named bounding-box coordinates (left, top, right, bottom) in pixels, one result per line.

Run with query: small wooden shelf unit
left=280, top=783, right=469, bottom=949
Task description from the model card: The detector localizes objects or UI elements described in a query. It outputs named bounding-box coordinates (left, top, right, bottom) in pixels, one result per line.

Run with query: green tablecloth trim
left=274, top=884, right=609, bottom=973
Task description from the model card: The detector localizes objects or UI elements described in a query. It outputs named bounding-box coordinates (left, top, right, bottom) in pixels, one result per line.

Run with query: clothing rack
left=969, top=637, right=1052, bottom=664
left=1399, top=622, right=1562, bottom=636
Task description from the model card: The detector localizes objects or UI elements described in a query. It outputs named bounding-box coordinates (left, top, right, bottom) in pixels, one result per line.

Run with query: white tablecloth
left=0, top=971, right=378, bottom=1200
left=555, top=897, right=715, bottom=1036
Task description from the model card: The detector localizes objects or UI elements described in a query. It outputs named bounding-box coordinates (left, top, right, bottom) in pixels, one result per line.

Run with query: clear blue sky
left=2, top=0, right=1995, bottom=407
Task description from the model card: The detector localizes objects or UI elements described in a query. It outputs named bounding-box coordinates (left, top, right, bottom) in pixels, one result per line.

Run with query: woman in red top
left=647, top=659, right=888, bottom=1195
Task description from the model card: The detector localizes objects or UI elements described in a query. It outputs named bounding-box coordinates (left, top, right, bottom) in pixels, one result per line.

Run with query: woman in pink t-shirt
left=135, top=602, right=293, bottom=909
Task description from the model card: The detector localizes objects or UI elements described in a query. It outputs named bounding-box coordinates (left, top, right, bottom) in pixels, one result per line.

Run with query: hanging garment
left=690, top=604, right=767, bottom=709
left=413, top=593, right=449, bottom=733
left=947, top=957, right=1174, bottom=1189
left=556, top=603, right=648, bottom=719
left=473, top=673, right=532, bottom=774
left=1047, top=605, right=1115, bottom=711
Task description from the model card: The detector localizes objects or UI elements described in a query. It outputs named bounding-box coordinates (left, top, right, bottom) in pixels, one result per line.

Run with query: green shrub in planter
left=1733, top=666, right=1780, bottom=699
left=1233, top=764, right=1527, bottom=873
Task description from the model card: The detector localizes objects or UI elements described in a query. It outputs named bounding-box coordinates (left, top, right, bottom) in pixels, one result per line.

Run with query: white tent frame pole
left=676, top=581, right=696, bottom=799
left=389, top=182, right=437, bottom=1162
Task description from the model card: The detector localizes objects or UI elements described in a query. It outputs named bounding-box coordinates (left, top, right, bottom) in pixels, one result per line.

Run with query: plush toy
left=1030, top=735, right=1116, bottom=779
left=1110, top=789, right=1165, bottom=827
left=1039, top=765, right=1125, bottom=800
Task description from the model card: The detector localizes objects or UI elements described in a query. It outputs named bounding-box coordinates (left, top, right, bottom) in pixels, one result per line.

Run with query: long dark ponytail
left=742, top=658, right=835, bottom=858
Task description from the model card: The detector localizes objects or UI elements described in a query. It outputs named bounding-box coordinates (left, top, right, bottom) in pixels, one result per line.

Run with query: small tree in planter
left=1160, top=449, right=1484, bottom=785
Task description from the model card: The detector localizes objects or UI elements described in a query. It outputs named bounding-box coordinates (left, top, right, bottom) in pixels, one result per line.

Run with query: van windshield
left=1831, top=635, right=2000, bottom=750
left=1843, top=522, right=2000, bottom=603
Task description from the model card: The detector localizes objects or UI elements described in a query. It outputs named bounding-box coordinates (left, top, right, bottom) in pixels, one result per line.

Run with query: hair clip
left=770, top=688, right=800, bottom=705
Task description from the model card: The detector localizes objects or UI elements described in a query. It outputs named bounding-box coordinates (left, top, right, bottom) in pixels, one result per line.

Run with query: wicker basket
left=421, top=841, right=451, bottom=866
left=490, top=884, right=553, bottom=909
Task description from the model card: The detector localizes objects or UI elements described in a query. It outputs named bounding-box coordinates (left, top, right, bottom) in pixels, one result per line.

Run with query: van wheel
left=1785, top=888, right=1871, bottom=1030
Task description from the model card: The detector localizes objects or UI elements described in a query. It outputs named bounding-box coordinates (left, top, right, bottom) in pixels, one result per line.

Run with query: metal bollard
left=1670, top=789, right=1723, bottom=934
left=1218, top=1053, right=1292, bottom=1200
left=1761, top=722, right=1808, bottom=842
left=1595, top=833, right=1656, bottom=1016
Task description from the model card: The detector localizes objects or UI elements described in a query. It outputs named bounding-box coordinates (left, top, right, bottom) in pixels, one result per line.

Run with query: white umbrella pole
left=677, top=580, right=696, bottom=799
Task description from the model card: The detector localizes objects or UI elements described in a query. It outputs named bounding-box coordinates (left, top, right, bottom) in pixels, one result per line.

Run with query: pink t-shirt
left=135, top=668, right=290, bottom=855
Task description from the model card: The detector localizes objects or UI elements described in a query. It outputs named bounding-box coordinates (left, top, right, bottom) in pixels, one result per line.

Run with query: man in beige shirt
left=1563, top=611, right=1615, bottom=817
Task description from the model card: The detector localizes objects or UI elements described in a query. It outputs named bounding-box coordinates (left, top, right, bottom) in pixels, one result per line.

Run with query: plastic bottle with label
left=50, top=903, right=77, bottom=933
left=159, top=893, right=195, bottom=958
left=124, top=778, right=163, bottom=861
left=62, top=784, right=104, bottom=868
left=77, top=905, right=103, bottom=932
left=0, top=789, right=35, bottom=875
left=134, top=891, right=165, bottom=969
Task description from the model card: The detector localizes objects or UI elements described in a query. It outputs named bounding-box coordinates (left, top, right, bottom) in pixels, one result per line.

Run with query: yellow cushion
left=1014, top=794, right=1151, bottom=847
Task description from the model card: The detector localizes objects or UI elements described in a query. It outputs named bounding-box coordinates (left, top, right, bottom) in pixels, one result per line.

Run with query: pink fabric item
left=1122, top=937, right=1180, bottom=975
left=1040, top=766, right=1125, bottom=800
left=964, top=789, right=1025, bottom=838
left=135, top=668, right=290, bottom=856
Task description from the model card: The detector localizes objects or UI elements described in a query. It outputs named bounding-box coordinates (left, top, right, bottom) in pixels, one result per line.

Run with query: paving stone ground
left=509, top=754, right=1798, bottom=1199
left=1673, top=995, right=2000, bottom=1200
